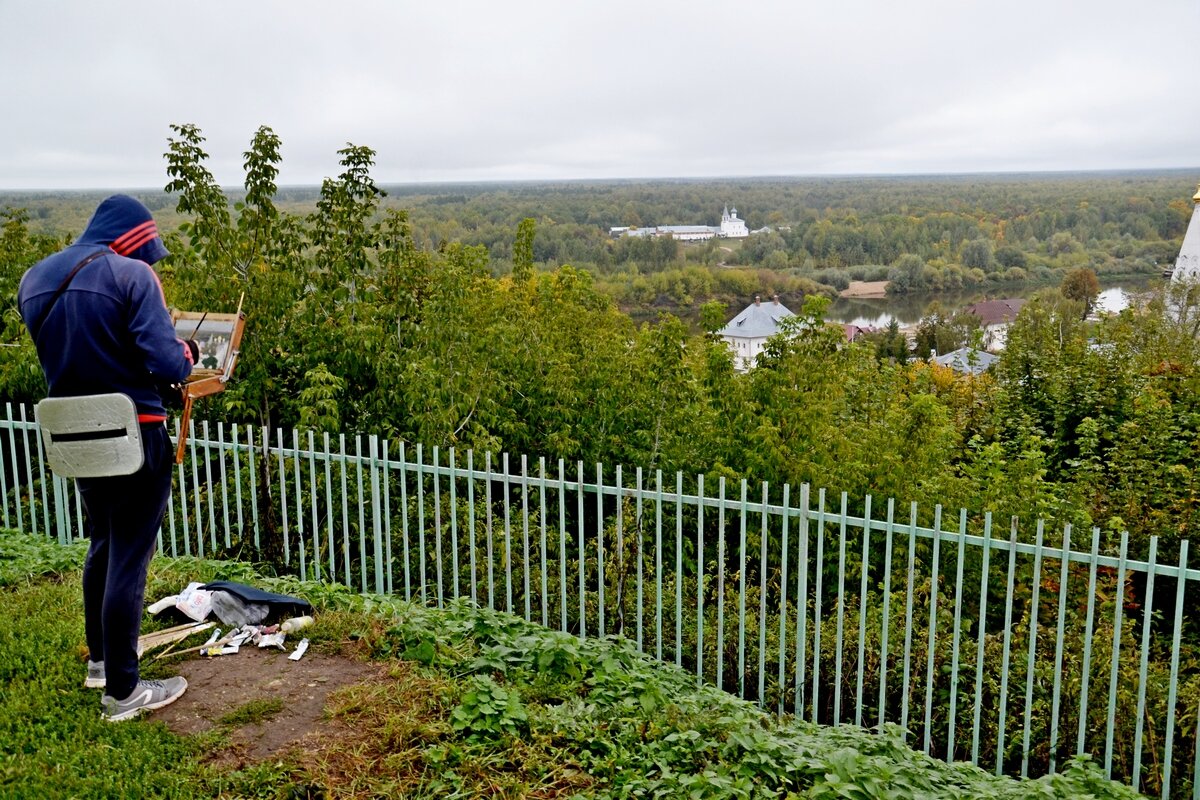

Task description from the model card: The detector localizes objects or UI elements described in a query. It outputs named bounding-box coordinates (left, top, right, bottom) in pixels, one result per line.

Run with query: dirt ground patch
left=153, top=643, right=381, bottom=764
left=840, top=279, right=890, bottom=298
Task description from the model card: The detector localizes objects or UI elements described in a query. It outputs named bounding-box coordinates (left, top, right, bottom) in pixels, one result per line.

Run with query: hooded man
left=18, top=194, right=197, bottom=721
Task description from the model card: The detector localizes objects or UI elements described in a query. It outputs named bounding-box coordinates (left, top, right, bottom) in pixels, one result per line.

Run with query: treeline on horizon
left=2, top=164, right=1193, bottom=312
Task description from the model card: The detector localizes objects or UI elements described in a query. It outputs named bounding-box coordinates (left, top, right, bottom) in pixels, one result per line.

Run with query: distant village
left=615, top=205, right=1025, bottom=374
left=612, top=189, right=1200, bottom=375
left=716, top=294, right=1020, bottom=374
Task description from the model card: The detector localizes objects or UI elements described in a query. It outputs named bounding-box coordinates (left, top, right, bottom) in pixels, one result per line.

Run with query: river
left=825, top=277, right=1159, bottom=329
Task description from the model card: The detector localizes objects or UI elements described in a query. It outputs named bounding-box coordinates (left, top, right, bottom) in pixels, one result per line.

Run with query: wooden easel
left=171, top=296, right=246, bottom=464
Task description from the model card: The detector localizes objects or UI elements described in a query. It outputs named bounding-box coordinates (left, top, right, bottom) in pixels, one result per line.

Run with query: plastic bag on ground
left=209, top=590, right=270, bottom=626
left=175, top=582, right=214, bottom=622
left=199, top=580, right=312, bottom=623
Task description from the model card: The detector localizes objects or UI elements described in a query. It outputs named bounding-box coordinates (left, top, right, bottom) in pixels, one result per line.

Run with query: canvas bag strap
left=31, top=249, right=109, bottom=344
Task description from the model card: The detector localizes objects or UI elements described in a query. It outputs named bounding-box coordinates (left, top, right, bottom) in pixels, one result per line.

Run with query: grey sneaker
left=85, top=660, right=105, bottom=689
left=101, top=677, right=188, bottom=722
left=84, top=642, right=146, bottom=689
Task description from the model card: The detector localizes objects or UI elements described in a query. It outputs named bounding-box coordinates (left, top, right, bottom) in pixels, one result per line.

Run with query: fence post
left=1162, top=541, right=1191, bottom=799
left=1075, top=528, right=1103, bottom=760
left=1104, top=531, right=1130, bottom=778
left=900, top=501, right=919, bottom=739
left=922, top=504, right=944, bottom=756
left=696, top=473, right=705, bottom=687
left=855, top=494, right=872, bottom=728
left=1020, top=521, right=1046, bottom=778
left=1131, top=535, right=1160, bottom=790
left=370, top=435, right=384, bottom=595
left=777, top=482, right=790, bottom=716
left=879, top=498, right=895, bottom=730
left=52, top=473, right=68, bottom=545
left=996, top=517, right=1020, bottom=774
left=0, top=404, right=11, bottom=531
left=971, top=512, right=994, bottom=765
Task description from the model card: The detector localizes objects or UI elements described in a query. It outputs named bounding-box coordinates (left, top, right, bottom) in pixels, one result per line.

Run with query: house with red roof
left=963, top=298, right=1025, bottom=351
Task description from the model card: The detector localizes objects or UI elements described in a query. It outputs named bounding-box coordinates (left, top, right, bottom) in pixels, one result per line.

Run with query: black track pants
left=78, top=424, right=173, bottom=700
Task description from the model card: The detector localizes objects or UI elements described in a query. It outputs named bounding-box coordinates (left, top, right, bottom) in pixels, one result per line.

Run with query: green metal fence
left=3, top=401, right=1200, bottom=797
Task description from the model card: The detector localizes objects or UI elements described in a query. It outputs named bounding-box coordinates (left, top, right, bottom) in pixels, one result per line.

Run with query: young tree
left=960, top=238, right=995, bottom=271
left=912, top=304, right=977, bottom=359
left=512, top=218, right=536, bottom=283
left=1060, top=267, right=1100, bottom=318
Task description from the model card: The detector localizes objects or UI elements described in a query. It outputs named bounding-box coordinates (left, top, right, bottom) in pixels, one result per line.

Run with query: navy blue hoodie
left=17, top=195, right=194, bottom=419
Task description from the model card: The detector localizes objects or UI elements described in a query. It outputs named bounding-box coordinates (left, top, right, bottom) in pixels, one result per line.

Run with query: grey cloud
left=1, top=0, right=1197, bottom=189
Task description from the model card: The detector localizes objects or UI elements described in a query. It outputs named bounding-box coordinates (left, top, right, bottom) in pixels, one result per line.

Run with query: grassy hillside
left=0, top=530, right=1143, bottom=799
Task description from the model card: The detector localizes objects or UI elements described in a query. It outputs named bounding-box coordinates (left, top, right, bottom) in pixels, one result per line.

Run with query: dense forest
left=4, top=161, right=1190, bottom=314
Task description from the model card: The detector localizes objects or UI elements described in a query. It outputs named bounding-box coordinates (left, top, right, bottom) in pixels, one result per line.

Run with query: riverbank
left=829, top=274, right=1160, bottom=328
left=840, top=280, right=890, bottom=298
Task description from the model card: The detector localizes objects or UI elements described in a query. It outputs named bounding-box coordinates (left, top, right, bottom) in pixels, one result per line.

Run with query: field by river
left=827, top=275, right=1160, bottom=328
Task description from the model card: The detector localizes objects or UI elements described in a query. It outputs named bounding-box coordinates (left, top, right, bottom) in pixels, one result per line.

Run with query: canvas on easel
left=169, top=305, right=246, bottom=464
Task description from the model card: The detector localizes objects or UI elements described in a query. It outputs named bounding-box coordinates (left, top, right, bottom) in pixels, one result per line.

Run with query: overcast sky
left=1, top=1, right=1197, bottom=190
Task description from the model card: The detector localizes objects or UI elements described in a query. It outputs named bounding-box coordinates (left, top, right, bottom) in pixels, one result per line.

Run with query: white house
left=719, top=296, right=795, bottom=371
left=658, top=225, right=720, bottom=241
left=963, top=299, right=1025, bottom=351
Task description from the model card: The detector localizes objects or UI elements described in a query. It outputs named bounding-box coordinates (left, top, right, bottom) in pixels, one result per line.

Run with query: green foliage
left=372, top=595, right=1140, bottom=799
left=911, top=303, right=981, bottom=359
left=296, top=362, right=344, bottom=433
left=512, top=217, right=536, bottom=283
left=0, top=537, right=1155, bottom=799
left=0, top=530, right=87, bottom=585
left=0, top=207, right=62, bottom=404
left=450, top=675, right=529, bottom=740
left=1061, top=267, right=1101, bottom=316
left=217, top=697, right=285, bottom=727
left=8, top=137, right=1200, bottom=783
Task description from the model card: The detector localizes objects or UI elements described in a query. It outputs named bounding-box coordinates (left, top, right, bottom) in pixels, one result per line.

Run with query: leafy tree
left=1060, top=267, right=1100, bottom=318
left=995, top=245, right=1028, bottom=269
left=887, top=253, right=926, bottom=293
left=960, top=238, right=994, bottom=271
left=512, top=217, right=536, bottom=283
left=699, top=299, right=727, bottom=335
left=912, top=304, right=978, bottom=359
left=865, top=318, right=909, bottom=363
left=0, top=208, right=63, bottom=403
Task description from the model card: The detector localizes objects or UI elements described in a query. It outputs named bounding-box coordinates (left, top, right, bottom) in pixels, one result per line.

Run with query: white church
left=611, top=205, right=749, bottom=241
left=1171, top=185, right=1200, bottom=282
left=718, top=205, right=749, bottom=238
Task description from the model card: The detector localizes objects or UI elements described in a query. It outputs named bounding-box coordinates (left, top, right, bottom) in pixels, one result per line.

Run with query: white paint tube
left=288, top=639, right=309, bottom=661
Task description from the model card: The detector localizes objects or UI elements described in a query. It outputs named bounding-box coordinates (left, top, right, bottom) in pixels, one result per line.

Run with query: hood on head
left=78, top=194, right=170, bottom=265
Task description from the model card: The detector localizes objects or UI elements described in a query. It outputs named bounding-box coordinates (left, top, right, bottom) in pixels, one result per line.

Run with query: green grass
left=0, top=530, right=1147, bottom=799
left=0, top=563, right=207, bottom=798
left=218, top=698, right=286, bottom=727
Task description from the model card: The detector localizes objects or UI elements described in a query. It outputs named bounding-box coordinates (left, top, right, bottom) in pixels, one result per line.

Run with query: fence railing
left=3, top=401, right=1199, bottom=798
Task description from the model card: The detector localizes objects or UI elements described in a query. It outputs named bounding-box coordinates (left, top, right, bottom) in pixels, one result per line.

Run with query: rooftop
left=718, top=297, right=794, bottom=339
